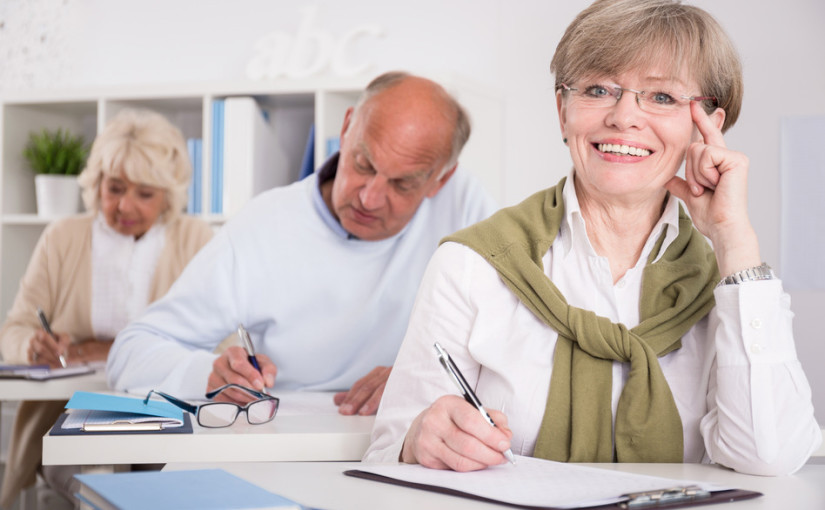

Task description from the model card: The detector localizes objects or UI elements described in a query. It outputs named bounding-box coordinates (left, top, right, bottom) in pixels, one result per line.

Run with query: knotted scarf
left=443, top=177, right=718, bottom=462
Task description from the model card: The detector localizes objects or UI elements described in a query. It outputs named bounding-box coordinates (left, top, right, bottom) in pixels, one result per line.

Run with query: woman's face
left=556, top=66, right=724, bottom=206
left=99, top=174, right=166, bottom=239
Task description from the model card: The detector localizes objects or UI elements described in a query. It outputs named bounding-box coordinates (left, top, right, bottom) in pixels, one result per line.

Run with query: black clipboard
left=343, top=469, right=762, bottom=509
left=49, top=412, right=193, bottom=436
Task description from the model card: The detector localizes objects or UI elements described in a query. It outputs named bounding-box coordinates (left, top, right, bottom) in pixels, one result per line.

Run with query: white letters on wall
left=246, top=6, right=384, bottom=80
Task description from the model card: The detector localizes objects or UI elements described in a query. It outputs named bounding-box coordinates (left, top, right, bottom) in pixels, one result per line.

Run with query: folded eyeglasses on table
left=143, top=383, right=279, bottom=428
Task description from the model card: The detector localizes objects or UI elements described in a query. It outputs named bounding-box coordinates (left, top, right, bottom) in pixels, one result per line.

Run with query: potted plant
left=23, top=128, right=89, bottom=217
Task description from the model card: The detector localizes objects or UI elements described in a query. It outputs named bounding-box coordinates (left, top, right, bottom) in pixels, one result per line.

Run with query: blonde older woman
left=0, top=108, right=213, bottom=508
left=365, top=0, right=820, bottom=476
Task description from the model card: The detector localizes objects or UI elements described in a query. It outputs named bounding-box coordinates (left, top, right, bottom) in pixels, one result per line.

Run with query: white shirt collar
left=559, top=169, right=681, bottom=265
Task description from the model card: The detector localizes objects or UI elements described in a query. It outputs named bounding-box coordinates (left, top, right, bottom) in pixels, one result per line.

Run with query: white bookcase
left=0, top=77, right=502, bottom=333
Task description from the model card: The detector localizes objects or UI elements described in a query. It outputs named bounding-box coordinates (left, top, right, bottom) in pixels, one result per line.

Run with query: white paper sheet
left=357, top=456, right=728, bottom=509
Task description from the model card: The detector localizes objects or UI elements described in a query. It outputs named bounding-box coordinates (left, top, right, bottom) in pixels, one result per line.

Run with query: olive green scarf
left=443, top=177, right=718, bottom=463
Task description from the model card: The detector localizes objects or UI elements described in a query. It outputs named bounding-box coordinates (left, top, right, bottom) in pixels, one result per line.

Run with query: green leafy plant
left=23, top=128, right=89, bottom=176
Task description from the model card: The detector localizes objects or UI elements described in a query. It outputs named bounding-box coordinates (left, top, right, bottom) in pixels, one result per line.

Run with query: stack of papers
left=62, top=391, right=185, bottom=432
left=0, top=364, right=95, bottom=380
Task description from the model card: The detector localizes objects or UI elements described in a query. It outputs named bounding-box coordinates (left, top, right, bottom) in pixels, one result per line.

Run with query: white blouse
left=365, top=178, right=821, bottom=476
left=90, top=213, right=166, bottom=340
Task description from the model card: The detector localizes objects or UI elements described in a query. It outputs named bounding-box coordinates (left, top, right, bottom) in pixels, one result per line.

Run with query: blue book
left=193, top=139, right=202, bottom=214
left=298, top=124, right=315, bottom=180
left=325, top=136, right=340, bottom=158
left=74, top=469, right=302, bottom=510
left=185, top=138, right=200, bottom=214
left=211, top=100, right=225, bottom=214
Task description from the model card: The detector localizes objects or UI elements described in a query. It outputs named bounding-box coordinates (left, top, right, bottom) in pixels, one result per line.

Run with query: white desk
left=0, top=369, right=108, bottom=401
left=43, top=392, right=374, bottom=466
left=161, top=461, right=825, bottom=510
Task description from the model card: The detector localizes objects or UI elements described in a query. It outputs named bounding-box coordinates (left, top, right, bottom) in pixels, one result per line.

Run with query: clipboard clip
left=620, top=485, right=711, bottom=508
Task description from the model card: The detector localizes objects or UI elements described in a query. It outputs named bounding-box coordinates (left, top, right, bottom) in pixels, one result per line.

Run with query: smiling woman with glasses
left=144, top=384, right=279, bottom=428
left=365, top=0, right=821, bottom=476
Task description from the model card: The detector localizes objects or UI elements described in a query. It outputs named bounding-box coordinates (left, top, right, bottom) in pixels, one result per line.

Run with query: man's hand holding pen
left=208, top=346, right=277, bottom=404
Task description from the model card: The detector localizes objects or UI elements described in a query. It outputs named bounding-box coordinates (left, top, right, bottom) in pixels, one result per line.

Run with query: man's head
left=323, top=71, right=471, bottom=241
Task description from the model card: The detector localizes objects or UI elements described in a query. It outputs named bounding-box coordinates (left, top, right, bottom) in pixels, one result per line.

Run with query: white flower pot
left=35, top=174, right=81, bottom=218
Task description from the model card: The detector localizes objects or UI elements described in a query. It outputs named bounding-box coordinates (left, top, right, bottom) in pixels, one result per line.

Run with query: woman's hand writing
left=401, top=395, right=513, bottom=472
left=27, top=329, right=70, bottom=368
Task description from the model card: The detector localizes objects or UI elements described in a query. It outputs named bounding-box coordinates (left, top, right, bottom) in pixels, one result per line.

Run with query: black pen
left=237, top=324, right=261, bottom=373
left=434, top=342, right=515, bottom=464
left=36, top=307, right=67, bottom=368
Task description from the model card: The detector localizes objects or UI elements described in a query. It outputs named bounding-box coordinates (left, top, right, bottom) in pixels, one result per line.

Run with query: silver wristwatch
left=717, top=262, right=775, bottom=287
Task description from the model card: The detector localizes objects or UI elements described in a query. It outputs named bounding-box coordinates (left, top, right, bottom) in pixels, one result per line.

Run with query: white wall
left=2, top=0, right=824, bottom=421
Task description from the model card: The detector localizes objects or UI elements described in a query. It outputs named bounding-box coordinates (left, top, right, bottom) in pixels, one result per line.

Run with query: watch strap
left=717, top=262, right=775, bottom=287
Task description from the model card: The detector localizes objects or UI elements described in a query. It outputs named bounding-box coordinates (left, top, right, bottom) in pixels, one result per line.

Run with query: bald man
left=107, top=72, right=498, bottom=415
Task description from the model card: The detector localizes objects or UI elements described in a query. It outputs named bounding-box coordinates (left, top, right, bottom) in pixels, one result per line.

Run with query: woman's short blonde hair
left=551, top=0, right=743, bottom=132
left=78, top=108, right=192, bottom=220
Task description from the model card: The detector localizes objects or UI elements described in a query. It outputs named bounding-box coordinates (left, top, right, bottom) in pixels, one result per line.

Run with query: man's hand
left=207, top=346, right=277, bottom=403
left=334, top=365, right=391, bottom=415
left=401, top=395, right=512, bottom=471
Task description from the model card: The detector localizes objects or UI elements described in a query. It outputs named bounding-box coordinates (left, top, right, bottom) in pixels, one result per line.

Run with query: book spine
left=211, top=100, right=225, bottom=214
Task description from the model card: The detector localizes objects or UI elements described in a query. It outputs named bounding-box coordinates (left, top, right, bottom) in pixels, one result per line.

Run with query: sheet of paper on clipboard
left=0, top=364, right=95, bottom=380
left=346, top=455, right=762, bottom=509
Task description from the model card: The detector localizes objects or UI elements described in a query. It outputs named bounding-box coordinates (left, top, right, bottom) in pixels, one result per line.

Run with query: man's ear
left=425, top=164, right=458, bottom=199
left=340, top=107, right=355, bottom=140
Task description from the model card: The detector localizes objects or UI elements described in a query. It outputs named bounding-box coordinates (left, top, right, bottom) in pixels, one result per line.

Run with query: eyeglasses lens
left=198, top=403, right=240, bottom=428
left=247, top=399, right=279, bottom=424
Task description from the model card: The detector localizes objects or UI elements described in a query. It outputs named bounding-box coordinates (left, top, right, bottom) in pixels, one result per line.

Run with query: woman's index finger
left=690, top=100, right=726, bottom=148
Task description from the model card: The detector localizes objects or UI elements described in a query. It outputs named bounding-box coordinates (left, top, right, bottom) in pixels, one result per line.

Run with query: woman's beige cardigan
left=0, top=213, right=213, bottom=508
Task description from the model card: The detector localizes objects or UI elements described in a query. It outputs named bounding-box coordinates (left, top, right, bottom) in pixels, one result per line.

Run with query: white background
left=2, top=0, right=824, bottom=422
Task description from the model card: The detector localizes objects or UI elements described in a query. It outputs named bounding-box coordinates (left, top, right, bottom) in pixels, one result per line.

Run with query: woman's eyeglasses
left=143, top=384, right=279, bottom=428
left=560, top=82, right=718, bottom=115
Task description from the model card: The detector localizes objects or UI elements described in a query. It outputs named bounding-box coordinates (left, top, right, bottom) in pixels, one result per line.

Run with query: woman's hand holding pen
left=27, top=329, right=70, bottom=368
left=208, top=346, right=277, bottom=403
left=401, top=395, right=513, bottom=472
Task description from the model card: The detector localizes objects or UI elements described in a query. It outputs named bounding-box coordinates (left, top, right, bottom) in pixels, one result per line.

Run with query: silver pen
left=36, top=307, right=67, bottom=368
left=236, top=324, right=262, bottom=373
left=434, top=342, right=515, bottom=464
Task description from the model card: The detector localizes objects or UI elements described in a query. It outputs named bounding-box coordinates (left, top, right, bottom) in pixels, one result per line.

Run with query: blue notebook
left=74, top=469, right=302, bottom=510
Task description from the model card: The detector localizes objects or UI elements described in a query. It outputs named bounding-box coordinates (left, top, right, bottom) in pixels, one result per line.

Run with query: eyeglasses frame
left=559, top=82, right=718, bottom=110
left=142, top=383, right=279, bottom=428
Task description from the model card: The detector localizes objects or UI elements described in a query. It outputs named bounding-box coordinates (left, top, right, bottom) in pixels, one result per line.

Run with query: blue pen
left=236, top=324, right=261, bottom=373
